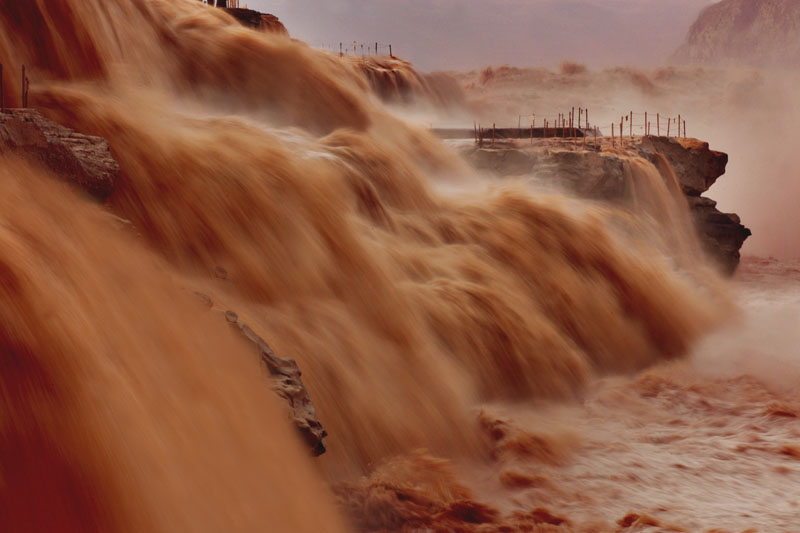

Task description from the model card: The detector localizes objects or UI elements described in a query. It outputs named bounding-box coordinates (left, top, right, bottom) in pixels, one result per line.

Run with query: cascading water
left=3, top=1, right=776, bottom=532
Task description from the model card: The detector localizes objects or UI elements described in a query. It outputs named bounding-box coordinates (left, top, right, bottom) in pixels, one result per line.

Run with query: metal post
left=21, top=65, right=25, bottom=108
left=389, top=44, right=393, bottom=57
left=571, top=107, right=575, bottom=137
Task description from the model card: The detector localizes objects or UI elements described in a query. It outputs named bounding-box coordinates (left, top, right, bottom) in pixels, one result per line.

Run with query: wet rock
left=640, top=136, right=727, bottom=196
left=229, top=317, right=328, bottom=456
left=0, top=109, right=118, bottom=199
left=193, top=292, right=327, bottom=456
left=463, top=147, right=537, bottom=176
left=686, top=195, right=752, bottom=275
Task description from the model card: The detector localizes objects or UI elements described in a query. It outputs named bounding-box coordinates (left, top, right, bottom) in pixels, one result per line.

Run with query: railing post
left=571, top=107, right=575, bottom=137
left=630, top=111, right=633, bottom=139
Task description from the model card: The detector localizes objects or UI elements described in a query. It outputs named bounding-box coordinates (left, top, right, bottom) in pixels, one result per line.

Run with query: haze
left=252, top=0, right=716, bottom=71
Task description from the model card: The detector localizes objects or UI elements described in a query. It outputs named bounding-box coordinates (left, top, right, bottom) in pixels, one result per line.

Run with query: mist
left=252, top=0, right=716, bottom=72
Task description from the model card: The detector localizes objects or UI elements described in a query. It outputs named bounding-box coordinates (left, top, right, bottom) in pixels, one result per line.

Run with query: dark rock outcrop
left=640, top=137, right=727, bottom=196
left=0, top=109, right=118, bottom=199
left=224, top=8, right=288, bottom=35
left=685, top=196, right=751, bottom=274
left=194, top=292, right=327, bottom=456
left=640, top=136, right=751, bottom=274
left=225, top=310, right=327, bottom=456
left=671, top=0, right=800, bottom=67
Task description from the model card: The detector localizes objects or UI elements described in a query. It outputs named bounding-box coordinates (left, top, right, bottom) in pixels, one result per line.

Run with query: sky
left=247, top=0, right=717, bottom=72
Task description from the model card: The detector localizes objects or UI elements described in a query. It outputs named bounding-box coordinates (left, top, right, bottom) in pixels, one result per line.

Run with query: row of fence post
left=336, top=42, right=393, bottom=58
left=472, top=109, right=689, bottom=151
left=0, top=63, right=30, bottom=112
left=609, top=111, right=687, bottom=148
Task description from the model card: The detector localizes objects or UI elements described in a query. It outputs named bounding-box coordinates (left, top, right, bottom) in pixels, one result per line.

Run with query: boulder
left=0, top=109, right=118, bottom=199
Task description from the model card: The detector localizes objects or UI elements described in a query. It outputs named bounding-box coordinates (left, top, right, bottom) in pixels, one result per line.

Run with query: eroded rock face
left=225, top=311, right=328, bottom=456
left=460, top=138, right=751, bottom=274
left=194, top=292, right=328, bottom=456
left=640, top=136, right=727, bottom=196
left=0, top=109, right=118, bottom=199
left=224, top=8, right=288, bottom=35
left=640, top=137, right=750, bottom=275
left=686, top=196, right=751, bottom=275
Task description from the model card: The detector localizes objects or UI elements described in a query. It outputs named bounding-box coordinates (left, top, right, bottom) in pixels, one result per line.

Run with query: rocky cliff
left=0, top=109, right=118, bottom=199
left=671, top=0, right=800, bottom=67
left=224, top=8, right=288, bottom=35
left=460, top=137, right=750, bottom=274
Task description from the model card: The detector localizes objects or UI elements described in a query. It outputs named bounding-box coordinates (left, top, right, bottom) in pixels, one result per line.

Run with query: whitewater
left=1, top=1, right=798, bottom=531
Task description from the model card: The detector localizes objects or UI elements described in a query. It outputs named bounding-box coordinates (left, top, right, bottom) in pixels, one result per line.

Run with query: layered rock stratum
left=0, top=109, right=118, bottom=199
left=460, top=137, right=750, bottom=274
left=671, top=0, right=800, bottom=67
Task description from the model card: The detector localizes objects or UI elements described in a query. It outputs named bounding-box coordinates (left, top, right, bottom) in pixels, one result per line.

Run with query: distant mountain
left=671, top=0, right=800, bottom=67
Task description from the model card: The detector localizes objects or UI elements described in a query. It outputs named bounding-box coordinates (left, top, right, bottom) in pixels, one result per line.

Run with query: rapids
left=1, top=1, right=792, bottom=532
